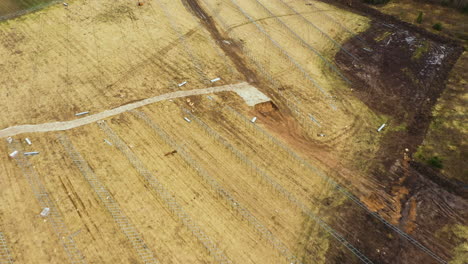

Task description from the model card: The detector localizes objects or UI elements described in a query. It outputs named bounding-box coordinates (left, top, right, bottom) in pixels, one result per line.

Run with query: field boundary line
left=0, top=82, right=250, bottom=138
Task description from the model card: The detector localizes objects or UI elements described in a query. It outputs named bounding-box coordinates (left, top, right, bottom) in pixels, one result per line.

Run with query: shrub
left=428, top=156, right=443, bottom=169
left=416, top=11, right=424, bottom=24
left=433, top=23, right=443, bottom=31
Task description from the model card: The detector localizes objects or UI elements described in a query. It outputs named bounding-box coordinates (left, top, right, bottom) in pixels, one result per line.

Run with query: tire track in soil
left=180, top=0, right=314, bottom=133
left=181, top=0, right=259, bottom=84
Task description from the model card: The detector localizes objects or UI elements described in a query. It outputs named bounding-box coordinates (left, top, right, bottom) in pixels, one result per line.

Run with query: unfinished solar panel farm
left=0, top=0, right=466, bottom=263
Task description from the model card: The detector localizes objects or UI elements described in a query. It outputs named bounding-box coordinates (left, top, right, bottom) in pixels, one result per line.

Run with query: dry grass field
left=0, top=0, right=466, bottom=263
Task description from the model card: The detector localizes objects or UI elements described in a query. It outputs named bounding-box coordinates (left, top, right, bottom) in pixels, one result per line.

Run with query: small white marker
left=63, top=3, right=68, bottom=7
left=386, top=38, right=392, bottom=46
left=308, top=114, right=321, bottom=127
left=9, top=150, right=18, bottom=158
left=178, top=81, right=187, bottom=87
left=24, top=151, right=39, bottom=156
left=104, top=139, right=113, bottom=146
left=6, top=137, right=13, bottom=144
left=75, top=111, right=89, bottom=116
left=40, top=208, right=50, bottom=217
left=184, top=117, right=191, bottom=123
left=377, top=124, right=386, bottom=132
left=251, top=117, right=257, bottom=123
left=210, top=77, right=221, bottom=83
left=25, top=138, right=32, bottom=145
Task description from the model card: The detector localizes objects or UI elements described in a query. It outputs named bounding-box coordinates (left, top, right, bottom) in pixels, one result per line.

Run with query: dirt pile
left=254, top=101, right=278, bottom=115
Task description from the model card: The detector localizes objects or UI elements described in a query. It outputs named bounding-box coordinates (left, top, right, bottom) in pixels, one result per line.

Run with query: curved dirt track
left=0, top=82, right=255, bottom=138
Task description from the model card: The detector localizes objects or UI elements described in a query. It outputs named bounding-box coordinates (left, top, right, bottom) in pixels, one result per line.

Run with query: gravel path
left=0, top=82, right=260, bottom=138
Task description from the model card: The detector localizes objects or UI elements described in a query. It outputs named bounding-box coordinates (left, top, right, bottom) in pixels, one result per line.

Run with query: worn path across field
left=0, top=82, right=268, bottom=138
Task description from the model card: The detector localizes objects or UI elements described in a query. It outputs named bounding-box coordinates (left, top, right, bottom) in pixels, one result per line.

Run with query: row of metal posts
left=6, top=139, right=86, bottom=264
left=221, top=106, right=447, bottom=264
left=246, top=0, right=353, bottom=83
left=0, top=232, right=13, bottom=264
left=130, top=110, right=302, bottom=264
left=182, top=108, right=374, bottom=264
left=56, top=134, right=158, bottom=264
left=96, top=120, right=232, bottom=264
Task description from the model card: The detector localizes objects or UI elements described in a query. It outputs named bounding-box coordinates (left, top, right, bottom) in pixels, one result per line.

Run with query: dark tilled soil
left=332, top=4, right=466, bottom=264
left=336, top=22, right=463, bottom=170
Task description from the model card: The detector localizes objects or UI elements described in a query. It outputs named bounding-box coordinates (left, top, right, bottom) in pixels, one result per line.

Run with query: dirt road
left=0, top=82, right=261, bottom=138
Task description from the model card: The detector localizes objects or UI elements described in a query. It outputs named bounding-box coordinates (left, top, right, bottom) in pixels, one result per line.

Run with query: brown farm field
left=0, top=0, right=466, bottom=264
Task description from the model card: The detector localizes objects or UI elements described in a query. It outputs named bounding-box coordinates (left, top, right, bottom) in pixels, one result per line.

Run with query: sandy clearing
left=234, top=84, right=271, bottom=106
left=0, top=82, right=268, bottom=138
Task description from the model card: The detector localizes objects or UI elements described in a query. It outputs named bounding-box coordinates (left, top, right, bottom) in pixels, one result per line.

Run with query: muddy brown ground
left=336, top=21, right=463, bottom=183
left=329, top=2, right=467, bottom=263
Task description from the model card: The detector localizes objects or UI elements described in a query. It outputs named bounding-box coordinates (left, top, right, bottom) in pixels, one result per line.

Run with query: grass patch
left=389, top=122, right=408, bottom=132
left=374, top=31, right=392, bottom=42
left=435, top=225, right=468, bottom=264
left=412, top=41, right=430, bottom=60
left=415, top=55, right=468, bottom=183
left=415, top=148, right=444, bottom=169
